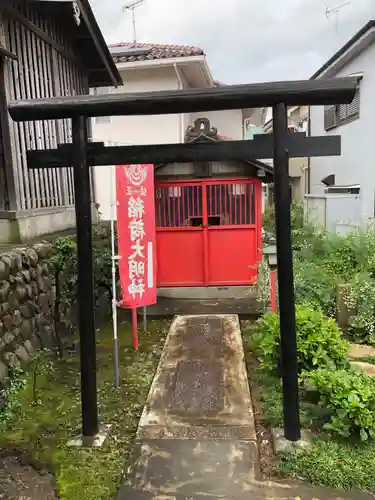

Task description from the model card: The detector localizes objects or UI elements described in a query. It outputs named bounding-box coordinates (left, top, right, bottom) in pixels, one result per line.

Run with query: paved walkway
left=117, top=314, right=373, bottom=500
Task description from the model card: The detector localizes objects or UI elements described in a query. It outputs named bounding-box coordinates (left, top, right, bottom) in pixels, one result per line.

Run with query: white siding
left=309, top=42, right=375, bottom=219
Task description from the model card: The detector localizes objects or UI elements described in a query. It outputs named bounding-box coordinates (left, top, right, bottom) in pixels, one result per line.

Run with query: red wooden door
left=155, top=179, right=261, bottom=287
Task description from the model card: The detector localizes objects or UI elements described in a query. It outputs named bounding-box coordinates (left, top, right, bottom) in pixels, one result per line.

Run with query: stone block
left=30, top=281, right=39, bottom=297
left=21, top=269, right=31, bottom=283
left=0, top=280, right=10, bottom=301
left=20, top=301, right=38, bottom=319
left=13, top=310, right=23, bottom=327
left=271, top=428, right=312, bottom=455
left=36, top=313, right=49, bottom=332
left=26, top=248, right=39, bottom=267
left=351, top=361, right=375, bottom=377
left=0, top=302, right=10, bottom=318
left=349, top=343, right=375, bottom=360
left=7, top=292, right=19, bottom=310
left=3, top=331, right=15, bottom=345
left=0, top=260, right=9, bottom=280
left=0, top=361, right=8, bottom=385
left=30, top=334, right=41, bottom=350
left=20, top=319, right=33, bottom=340
left=3, top=352, right=21, bottom=369
left=39, top=325, right=55, bottom=349
left=15, top=285, right=28, bottom=302
left=36, top=263, right=44, bottom=278
left=11, top=253, right=23, bottom=272
left=336, top=283, right=356, bottom=331
left=34, top=243, right=52, bottom=259
left=24, top=339, right=35, bottom=356
left=38, top=293, right=51, bottom=314
left=15, top=345, right=29, bottom=365
left=24, top=284, right=33, bottom=299
left=2, top=315, right=13, bottom=331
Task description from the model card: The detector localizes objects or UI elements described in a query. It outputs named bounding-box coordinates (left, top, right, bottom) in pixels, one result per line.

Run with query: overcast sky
left=91, top=0, right=375, bottom=84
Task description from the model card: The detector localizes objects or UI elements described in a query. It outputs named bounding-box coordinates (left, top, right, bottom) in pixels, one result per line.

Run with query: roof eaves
left=78, top=0, right=123, bottom=86
left=311, top=20, right=375, bottom=79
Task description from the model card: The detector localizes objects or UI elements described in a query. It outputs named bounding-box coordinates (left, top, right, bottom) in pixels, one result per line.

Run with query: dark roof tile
left=110, top=41, right=205, bottom=63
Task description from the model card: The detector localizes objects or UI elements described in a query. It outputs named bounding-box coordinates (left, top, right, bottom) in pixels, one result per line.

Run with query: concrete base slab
left=158, top=286, right=257, bottom=300
left=128, top=438, right=258, bottom=497
left=271, top=428, right=312, bottom=455
left=139, top=297, right=261, bottom=319
left=117, top=480, right=374, bottom=499
left=67, top=424, right=112, bottom=448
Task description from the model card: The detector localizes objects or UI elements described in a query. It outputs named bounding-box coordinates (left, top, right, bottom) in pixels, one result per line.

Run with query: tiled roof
left=110, top=41, right=205, bottom=63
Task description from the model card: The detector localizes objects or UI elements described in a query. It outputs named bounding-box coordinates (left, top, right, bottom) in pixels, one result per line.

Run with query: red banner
left=116, top=164, right=156, bottom=309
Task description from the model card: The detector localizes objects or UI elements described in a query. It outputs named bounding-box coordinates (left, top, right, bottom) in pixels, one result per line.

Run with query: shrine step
left=139, top=297, right=261, bottom=318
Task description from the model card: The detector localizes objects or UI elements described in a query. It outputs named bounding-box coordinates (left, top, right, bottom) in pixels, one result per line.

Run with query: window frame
left=324, top=74, right=362, bottom=131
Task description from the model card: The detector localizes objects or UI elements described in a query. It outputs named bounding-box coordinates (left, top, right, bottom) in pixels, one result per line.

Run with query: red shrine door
left=155, top=178, right=262, bottom=287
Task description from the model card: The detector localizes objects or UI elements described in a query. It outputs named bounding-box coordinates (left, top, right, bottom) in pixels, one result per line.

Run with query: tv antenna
left=325, top=2, right=351, bottom=35
left=122, top=0, right=145, bottom=43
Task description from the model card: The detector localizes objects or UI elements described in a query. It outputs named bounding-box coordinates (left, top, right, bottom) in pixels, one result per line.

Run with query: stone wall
left=0, top=243, right=53, bottom=385
left=0, top=224, right=112, bottom=386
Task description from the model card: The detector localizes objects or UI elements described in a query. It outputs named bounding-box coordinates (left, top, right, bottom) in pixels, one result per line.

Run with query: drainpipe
left=243, top=118, right=251, bottom=140
left=174, top=63, right=185, bottom=143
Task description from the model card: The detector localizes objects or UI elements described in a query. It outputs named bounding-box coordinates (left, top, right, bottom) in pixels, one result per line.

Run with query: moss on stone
left=0, top=316, right=169, bottom=500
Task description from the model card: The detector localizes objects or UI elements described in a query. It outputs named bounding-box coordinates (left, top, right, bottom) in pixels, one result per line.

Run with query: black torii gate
left=8, top=77, right=357, bottom=444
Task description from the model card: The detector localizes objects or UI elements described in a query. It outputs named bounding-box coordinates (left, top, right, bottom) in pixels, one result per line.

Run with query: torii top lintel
left=7, top=77, right=358, bottom=122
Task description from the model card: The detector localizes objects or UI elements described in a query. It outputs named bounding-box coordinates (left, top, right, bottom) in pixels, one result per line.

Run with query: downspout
left=174, top=63, right=185, bottom=143
left=307, top=106, right=311, bottom=194
left=243, top=117, right=251, bottom=140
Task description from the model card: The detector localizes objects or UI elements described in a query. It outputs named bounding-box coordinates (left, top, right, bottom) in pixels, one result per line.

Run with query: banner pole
left=143, top=306, right=147, bottom=331
left=132, top=307, right=139, bottom=351
left=111, top=165, right=120, bottom=388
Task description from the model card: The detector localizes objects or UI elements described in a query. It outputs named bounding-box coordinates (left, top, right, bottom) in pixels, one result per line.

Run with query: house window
left=95, top=116, right=111, bottom=124
left=324, top=82, right=361, bottom=131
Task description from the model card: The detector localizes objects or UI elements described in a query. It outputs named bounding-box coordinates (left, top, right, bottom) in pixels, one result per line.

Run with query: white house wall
left=309, top=42, right=375, bottom=218
left=92, top=67, right=180, bottom=220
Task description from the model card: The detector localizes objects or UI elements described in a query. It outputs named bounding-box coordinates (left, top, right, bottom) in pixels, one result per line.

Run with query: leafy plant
left=262, top=201, right=304, bottom=238
left=301, top=368, right=375, bottom=440
left=48, top=228, right=115, bottom=354
left=0, top=367, right=27, bottom=424
left=250, top=304, right=349, bottom=373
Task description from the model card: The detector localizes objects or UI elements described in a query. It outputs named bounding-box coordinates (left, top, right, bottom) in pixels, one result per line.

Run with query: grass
left=0, top=316, right=170, bottom=500
left=278, top=437, right=375, bottom=491
left=250, top=364, right=375, bottom=492
left=358, top=355, right=375, bottom=365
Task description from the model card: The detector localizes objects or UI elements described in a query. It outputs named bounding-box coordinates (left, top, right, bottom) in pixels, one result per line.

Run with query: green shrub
left=262, top=201, right=304, bottom=237
left=293, top=259, right=338, bottom=315
left=251, top=304, right=349, bottom=373
left=302, top=368, right=375, bottom=440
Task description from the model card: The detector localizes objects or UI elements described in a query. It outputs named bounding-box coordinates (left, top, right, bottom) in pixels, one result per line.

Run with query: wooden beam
left=6, top=6, right=80, bottom=67
left=0, top=46, right=17, bottom=208
left=9, top=77, right=358, bottom=122
left=0, top=44, right=18, bottom=61
left=26, top=134, right=341, bottom=169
